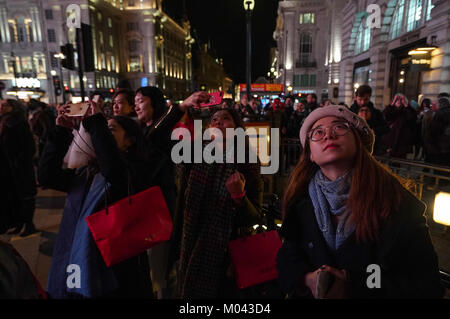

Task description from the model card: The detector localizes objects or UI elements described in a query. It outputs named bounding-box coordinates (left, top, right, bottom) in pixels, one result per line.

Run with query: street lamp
left=244, top=0, right=255, bottom=102
left=10, top=52, right=18, bottom=87
left=54, top=53, right=66, bottom=103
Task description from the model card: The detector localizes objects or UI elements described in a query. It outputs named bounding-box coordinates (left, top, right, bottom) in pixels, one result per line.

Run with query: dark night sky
left=163, top=0, right=279, bottom=85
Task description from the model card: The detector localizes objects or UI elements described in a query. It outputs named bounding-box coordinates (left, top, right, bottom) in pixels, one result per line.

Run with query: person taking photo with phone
left=166, top=92, right=263, bottom=298
left=38, top=102, right=165, bottom=298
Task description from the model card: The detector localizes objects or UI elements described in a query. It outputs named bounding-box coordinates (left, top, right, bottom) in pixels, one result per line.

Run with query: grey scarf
left=308, top=170, right=355, bottom=250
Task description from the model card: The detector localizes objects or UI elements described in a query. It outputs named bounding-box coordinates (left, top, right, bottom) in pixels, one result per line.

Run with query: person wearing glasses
left=276, top=105, right=444, bottom=299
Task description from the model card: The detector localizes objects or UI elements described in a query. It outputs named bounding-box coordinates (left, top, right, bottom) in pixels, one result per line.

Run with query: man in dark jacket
left=383, top=94, right=418, bottom=158
left=425, top=96, right=450, bottom=166
left=350, top=85, right=389, bottom=155
left=0, top=99, right=37, bottom=236
left=305, top=93, right=319, bottom=114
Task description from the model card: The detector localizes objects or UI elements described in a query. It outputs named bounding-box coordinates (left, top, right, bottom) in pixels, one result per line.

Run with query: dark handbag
left=86, top=186, right=173, bottom=267
left=228, top=230, right=282, bottom=289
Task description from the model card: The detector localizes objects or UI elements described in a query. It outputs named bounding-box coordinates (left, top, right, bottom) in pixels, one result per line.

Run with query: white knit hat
left=299, top=105, right=375, bottom=154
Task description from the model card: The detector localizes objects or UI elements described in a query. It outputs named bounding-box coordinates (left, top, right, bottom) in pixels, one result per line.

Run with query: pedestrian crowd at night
left=0, top=81, right=448, bottom=299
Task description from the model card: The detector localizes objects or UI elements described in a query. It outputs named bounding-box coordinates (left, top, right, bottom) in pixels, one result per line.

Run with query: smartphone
left=66, top=102, right=90, bottom=117
left=315, top=270, right=332, bottom=299
left=92, top=95, right=101, bottom=103
left=200, top=91, right=224, bottom=107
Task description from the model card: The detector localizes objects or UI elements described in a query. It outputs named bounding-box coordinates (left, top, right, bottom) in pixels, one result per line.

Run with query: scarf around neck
left=308, top=169, right=355, bottom=250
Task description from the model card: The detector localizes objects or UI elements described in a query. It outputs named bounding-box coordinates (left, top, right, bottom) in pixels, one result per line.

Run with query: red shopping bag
left=228, top=230, right=282, bottom=289
left=86, top=186, right=172, bottom=267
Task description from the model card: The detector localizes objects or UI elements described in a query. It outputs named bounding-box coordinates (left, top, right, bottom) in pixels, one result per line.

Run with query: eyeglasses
left=309, top=122, right=351, bottom=142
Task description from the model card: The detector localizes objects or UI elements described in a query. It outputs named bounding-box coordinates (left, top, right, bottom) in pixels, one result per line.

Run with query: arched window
left=426, top=0, right=434, bottom=20
left=390, top=0, right=405, bottom=40
left=299, top=32, right=312, bottom=64
left=406, top=0, right=423, bottom=32
left=354, top=19, right=371, bottom=55
left=390, top=0, right=432, bottom=40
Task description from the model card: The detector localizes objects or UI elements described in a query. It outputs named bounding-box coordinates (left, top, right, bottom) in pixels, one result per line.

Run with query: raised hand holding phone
left=65, top=102, right=90, bottom=117
left=179, top=91, right=210, bottom=112
left=199, top=91, right=224, bottom=108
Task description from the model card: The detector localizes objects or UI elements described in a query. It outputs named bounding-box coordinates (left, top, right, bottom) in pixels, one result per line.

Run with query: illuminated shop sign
left=15, top=77, right=41, bottom=88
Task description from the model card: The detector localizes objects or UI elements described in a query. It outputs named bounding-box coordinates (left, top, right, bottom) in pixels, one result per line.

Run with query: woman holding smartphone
left=39, top=103, right=162, bottom=298
left=277, top=105, right=444, bottom=298
left=167, top=93, right=263, bottom=298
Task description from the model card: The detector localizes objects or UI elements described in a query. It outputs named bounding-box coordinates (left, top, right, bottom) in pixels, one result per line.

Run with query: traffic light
left=60, top=44, right=75, bottom=70
left=109, top=88, right=114, bottom=94
left=53, top=76, right=61, bottom=96
left=64, top=85, right=69, bottom=92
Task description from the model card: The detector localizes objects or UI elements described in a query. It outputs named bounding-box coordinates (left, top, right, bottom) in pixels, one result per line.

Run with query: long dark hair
left=111, top=116, right=148, bottom=160
left=135, top=86, right=167, bottom=121
left=283, top=126, right=407, bottom=243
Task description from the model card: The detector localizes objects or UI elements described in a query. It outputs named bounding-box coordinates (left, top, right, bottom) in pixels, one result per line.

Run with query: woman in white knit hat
left=276, top=105, right=444, bottom=299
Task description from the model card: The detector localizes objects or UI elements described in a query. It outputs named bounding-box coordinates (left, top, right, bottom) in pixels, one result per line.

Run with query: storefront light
left=433, top=192, right=450, bottom=226
left=416, top=47, right=436, bottom=52
left=354, top=83, right=360, bottom=89
left=408, top=50, right=428, bottom=55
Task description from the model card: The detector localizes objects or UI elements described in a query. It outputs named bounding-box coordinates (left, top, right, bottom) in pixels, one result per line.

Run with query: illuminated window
left=109, top=35, right=113, bottom=47
left=21, top=56, right=33, bottom=73
left=129, top=56, right=141, bottom=72
left=26, top=22, right=33, bottom=42
left=406, top=0, right=423, bottom=32
left=299, top=13, right=315, bottom=24
left=108, top=18, right=112, bottom=28
left=355, top=19, right=371, bottom=55
left=99, top=32, right=103, bottom=45
left=9, top=21, right=18, bottom=42
left=101, top=53, right=106, bottom=69
left=426, top=0, right=434, bottom=20
left=390, top=0, right=404, bottom=40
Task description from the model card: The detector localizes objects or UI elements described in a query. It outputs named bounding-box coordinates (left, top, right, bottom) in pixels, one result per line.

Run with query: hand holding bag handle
left=86, top=182, right=173, bottom=267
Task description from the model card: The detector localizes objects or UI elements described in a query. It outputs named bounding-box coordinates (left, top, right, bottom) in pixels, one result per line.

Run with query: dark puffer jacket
left=277, top=191, right=444, bottom=299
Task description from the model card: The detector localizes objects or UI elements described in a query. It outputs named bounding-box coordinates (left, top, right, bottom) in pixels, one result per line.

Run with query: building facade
left=0, top=0, right=194, bottom=103
left=273, top=0, right=347, bottom=101
left=0, top=0, right=48, bottom=101
left=192, top=43, right=231, bottom=95
left=339, top=0, right=450, bottom=108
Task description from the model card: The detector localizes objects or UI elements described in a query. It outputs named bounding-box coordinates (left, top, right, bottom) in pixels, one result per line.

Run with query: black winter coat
left=425, top=105, right=450, bottom=165
left=0, top=111, right=36, bottom=197
left=39, top=114, right=173, bottom=298
left=350, top=102, right=389, bottom=155
left=0, top=111, right=36, bottom=232
left=382, top=105, right=417, bottom=158
left=277, top=191, right=444, bottom=298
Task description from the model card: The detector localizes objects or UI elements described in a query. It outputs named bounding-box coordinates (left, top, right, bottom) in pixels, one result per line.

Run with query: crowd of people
left=229, top=86, right=450, bottom=167
left=0, top=83, right=448, bottom=299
